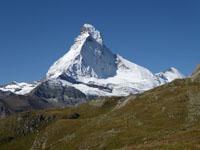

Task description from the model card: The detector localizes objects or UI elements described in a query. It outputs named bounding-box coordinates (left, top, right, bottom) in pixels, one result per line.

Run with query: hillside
left=1, top=78, right=200, bottom=149
left=192, top=64, right=200, bottom=81
left=0, top=91, right=52, bottom=117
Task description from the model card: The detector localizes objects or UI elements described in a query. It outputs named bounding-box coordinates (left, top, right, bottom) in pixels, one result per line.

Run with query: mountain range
left=0, top=24, right=184, bottom=100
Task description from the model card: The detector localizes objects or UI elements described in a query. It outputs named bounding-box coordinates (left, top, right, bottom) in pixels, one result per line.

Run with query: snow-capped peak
left=156, top=67, right=184, bottom=84
left=0, top=81, right=39, bottom=95
left=168, top=67, right=181, bottom=74
left=46, top=24, right=116, bottom=80
left=0, top=24, right=185, bottom=97
left=80, top=24, right=103, bottom=45
left=46, top=23, right=163, bottom=96
left=45, top=24, right=185, bottom=97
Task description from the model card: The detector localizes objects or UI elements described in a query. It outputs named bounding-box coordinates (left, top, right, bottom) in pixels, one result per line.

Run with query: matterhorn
left=45, top=24, right=184, bottom=96
left=0, top=24, right=184, bottom=98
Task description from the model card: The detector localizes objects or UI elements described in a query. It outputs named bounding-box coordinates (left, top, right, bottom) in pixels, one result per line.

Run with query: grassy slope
left=1, top=79, right=200, bottom=150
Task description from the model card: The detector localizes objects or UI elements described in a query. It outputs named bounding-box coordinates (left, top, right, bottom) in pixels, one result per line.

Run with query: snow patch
left=0, top=81, right=39, bottom=95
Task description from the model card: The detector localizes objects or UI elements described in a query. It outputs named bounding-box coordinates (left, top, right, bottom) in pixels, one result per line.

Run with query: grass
left=1, top=79, right=200, bottom=149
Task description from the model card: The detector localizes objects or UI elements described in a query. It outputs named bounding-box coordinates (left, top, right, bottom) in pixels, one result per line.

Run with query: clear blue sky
left=0, top=0, right=199, bottom=84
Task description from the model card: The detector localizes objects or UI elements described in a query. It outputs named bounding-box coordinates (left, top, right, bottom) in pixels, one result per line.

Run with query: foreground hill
left=1, top=77, right=200, bottom=149
left=192, top=64, right=200, bottom=81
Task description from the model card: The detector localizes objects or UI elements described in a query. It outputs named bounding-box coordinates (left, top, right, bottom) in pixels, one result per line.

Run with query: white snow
left=46, top=24, right=117, bottom=80
left=81, top=24, right=103, bottom=45
left=156, top=67, right=184, bottom=84
left=0, top=81, right=38, bottom=95
left=46, top=31, right=89, bottom=79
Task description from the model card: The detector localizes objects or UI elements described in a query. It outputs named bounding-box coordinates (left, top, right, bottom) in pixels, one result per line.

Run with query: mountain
left=0, top=24, right=198, bottom=149
left=156, top=67, right=185, bottom=84
left=30, top=79, right=88, bottom=107
left=1, top=77, right=200, bottom=149
left=0, top=90, right=52, bottom=117
left=0, top=24, right=184, bottom=107
left=45, top=24, right=184, bottom=96
left=0, top=80, right=88, bottom=117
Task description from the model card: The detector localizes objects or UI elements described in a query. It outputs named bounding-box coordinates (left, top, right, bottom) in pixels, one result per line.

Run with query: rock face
left=191, top=64, right=200, bottom=81
left=0, top=90, right=51, bottom=118
left=31, top=80, right=87, bottom=107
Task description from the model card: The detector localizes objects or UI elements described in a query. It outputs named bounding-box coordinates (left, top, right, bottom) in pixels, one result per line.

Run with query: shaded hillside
left=30, top=80, right=88, bottom=107
left=0, top=79, right=89, bottom=118
left=1, top=78, right=200, bottom=149
left=0, top=91, right=52, bottom=117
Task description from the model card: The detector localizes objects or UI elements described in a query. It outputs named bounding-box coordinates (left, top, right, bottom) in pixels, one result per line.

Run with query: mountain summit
left=46, top=24, right=117, bottom=80
left=45, top=24, right=184, bottom=96
left=156, top=67, right=185, bottom=84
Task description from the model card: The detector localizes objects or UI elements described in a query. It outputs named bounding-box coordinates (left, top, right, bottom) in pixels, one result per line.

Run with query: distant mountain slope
left=0, top=90, right=52, bottom=117
left=0, top=81, right=38, bottom=95
left=30, top=79, right=88, bottom=107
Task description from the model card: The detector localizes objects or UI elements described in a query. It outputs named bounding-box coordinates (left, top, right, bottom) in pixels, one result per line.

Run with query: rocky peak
left=167, top=67, right=181, bottom=74
left=156, top=67, right=184, bottom=83
left=80, top=24, right=103, bottom=45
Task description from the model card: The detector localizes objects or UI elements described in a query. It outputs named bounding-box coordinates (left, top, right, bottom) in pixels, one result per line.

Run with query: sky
left=0, top=0, right=200, bottom=84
